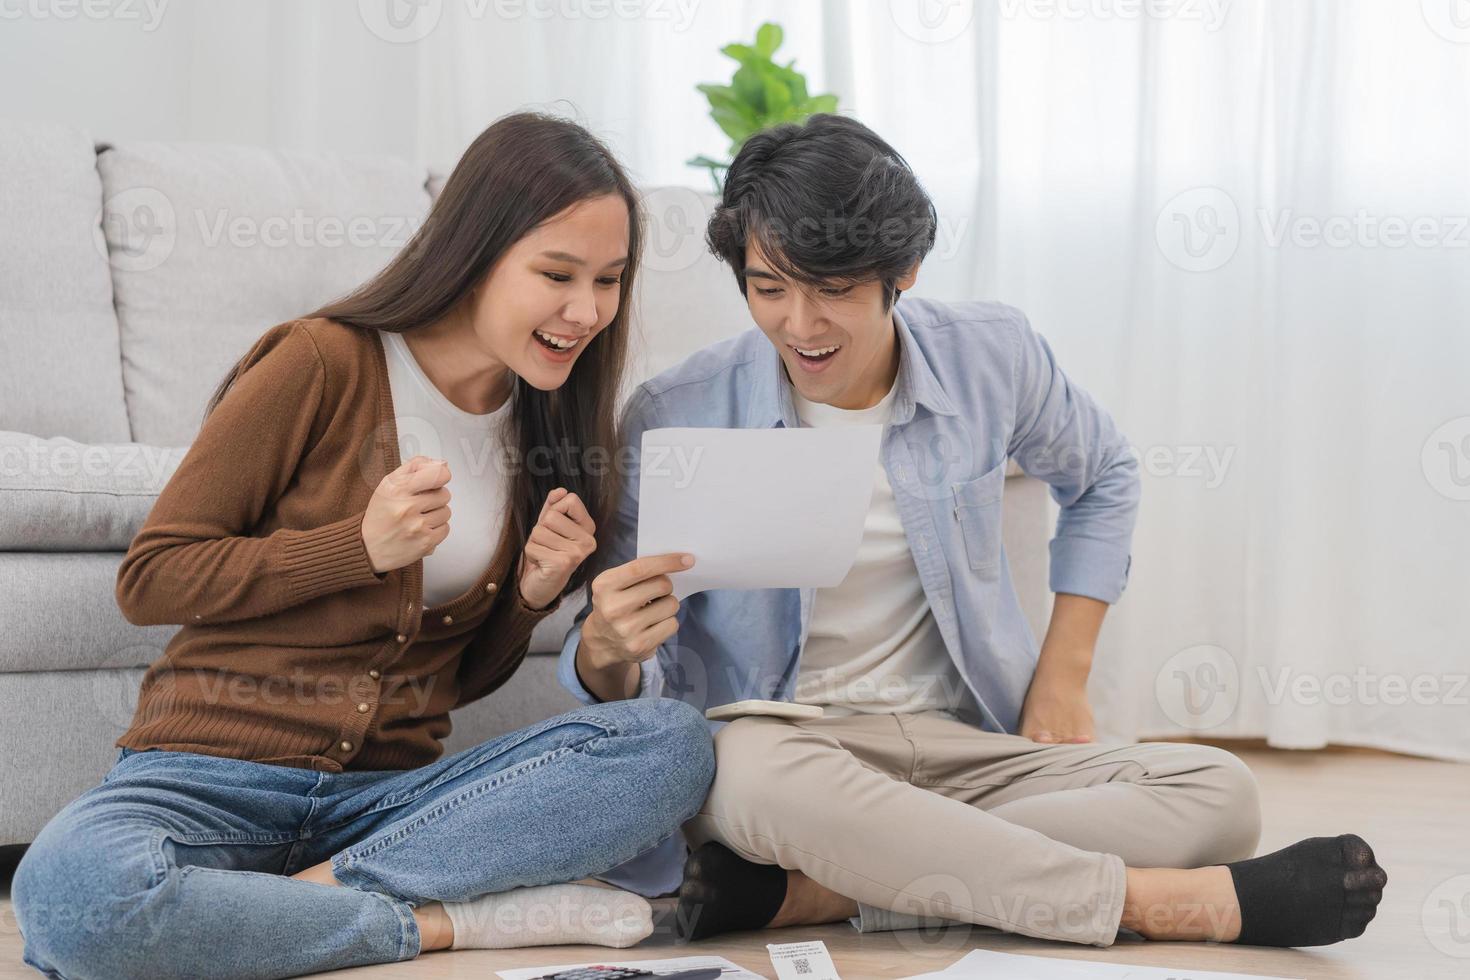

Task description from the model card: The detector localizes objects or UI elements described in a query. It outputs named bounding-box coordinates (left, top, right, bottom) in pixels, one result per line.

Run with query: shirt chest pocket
left=951, top=460, right=1007, bottom=575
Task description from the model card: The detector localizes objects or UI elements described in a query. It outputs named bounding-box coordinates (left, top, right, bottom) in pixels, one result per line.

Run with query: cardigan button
left=368, top=669, right=381, bottom=680
left=442, top=614, right=454, bottom=625
left=395, top=634, right=407, bottom=644
left=357, top=702, right=370, bottom=713
left=485, top=582, right=498, bottom=594
left=339, top=741, right=353, bottom=752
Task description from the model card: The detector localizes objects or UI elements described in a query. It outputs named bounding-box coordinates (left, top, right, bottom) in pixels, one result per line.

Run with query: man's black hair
left=706, top=113, right=938, bottom=310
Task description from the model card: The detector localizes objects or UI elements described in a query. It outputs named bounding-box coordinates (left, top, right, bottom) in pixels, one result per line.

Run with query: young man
left=558, top=115, right=1385, bottom=948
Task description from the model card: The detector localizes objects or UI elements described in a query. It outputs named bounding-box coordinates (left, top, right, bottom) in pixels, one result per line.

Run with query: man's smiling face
left=742, top=237, right=918, bottom=411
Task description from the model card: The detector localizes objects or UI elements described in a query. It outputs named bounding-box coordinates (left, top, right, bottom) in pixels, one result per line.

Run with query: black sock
left=675, top=842, right=788, bottom=942
left=1225, top=833, right=1387, bottom=946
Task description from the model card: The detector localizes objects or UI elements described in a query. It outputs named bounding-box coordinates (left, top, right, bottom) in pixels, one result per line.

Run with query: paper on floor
left=496, top=953, right=761, bottom=979
left=900, top=948, right=1303, bottom=980
left=767, top=939, right=841, bottom=980
left=637, top=426, right=882, bottom=600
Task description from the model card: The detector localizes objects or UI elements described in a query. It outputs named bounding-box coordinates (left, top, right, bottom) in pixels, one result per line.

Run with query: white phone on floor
left=704, top=699, right=825, bottom=722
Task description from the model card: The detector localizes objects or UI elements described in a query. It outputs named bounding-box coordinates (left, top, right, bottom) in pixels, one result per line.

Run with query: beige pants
left=682, top=709, right=1262, bottom=946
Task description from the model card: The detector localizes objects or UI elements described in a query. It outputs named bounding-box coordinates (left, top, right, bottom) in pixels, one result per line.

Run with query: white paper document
left=901, top=949, right=1303, bottom=980
left=496, top=953, right=760, bottom=980
left=767, top=939, right=842, bottom=980
left=637, top=426, right=882, bottom=600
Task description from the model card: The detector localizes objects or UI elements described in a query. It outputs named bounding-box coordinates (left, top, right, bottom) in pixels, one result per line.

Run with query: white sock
left=440, top=883, right=654, bottom=950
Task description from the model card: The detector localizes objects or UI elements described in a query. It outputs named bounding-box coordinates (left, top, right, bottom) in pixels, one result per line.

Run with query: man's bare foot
left=769, top=870, right=860, bottom=928
left=1122, top=866, right=1242, bottom=942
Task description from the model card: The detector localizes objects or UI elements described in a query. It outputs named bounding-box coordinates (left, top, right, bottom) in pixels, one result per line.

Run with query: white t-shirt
left=791, top=381, right=966, bottom=716
left=378, top=329, right=509, bottom=609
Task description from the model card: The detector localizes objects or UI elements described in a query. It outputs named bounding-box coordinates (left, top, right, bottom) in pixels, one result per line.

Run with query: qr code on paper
left=793, top=959, right=811, bottom=976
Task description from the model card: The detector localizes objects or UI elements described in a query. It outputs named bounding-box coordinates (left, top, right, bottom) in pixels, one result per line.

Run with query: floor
left=2, top=744, right=1465, bottom=979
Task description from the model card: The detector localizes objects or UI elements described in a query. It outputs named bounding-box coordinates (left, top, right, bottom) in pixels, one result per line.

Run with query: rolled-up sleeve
left=1006, top=313, right=1140, bottom=604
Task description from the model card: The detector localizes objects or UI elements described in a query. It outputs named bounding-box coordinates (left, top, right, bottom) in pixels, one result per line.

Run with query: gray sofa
left=0, top=119, right=1052, bottom=850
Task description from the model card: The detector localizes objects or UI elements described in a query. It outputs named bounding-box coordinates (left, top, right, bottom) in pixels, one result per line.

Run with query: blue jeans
left=13, top=698, right=714, bottom=980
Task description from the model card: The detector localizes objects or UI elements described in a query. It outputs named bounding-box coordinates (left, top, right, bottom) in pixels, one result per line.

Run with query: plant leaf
left=803, top=94, right=839, bottom=115
left=720, top=43, right=758, bottom=64
left=686, top=154, right=730, bottom=170
left=692, top=22, right=841, bottom=180
left=754, top=22, right=783, bottom=58
left=711, top=105, right=757, bottom=143
left=781, top=65, right=808, bottom=104
left=697, top=83, right=758, bottom=124
left=731, top=64, right=765, bottom=112
left=763, top=73, right=792, bottom=118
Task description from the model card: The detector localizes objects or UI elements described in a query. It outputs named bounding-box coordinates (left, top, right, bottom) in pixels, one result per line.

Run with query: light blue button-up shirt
left=557, top=297, right=1140, bottom=895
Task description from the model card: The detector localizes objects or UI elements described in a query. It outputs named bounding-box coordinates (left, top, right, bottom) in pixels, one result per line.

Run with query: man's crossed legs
left=677, top=710, right=1384, bottom=948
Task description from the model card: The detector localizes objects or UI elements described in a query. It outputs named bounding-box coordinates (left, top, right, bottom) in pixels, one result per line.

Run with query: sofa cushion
left=98, top=142, right=432, bottom=446
left=0, top=431, right=183, bottom=550
left=0, top=552, right=177, bottom=674
left=0, top=121, right=131, bottom=443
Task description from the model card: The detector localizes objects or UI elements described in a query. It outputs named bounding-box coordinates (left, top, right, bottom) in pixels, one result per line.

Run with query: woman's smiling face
left=468, top=192, right=630, bottom=391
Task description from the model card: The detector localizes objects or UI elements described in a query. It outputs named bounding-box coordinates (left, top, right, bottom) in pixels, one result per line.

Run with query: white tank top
left=378, top=329, right=510, bottom=609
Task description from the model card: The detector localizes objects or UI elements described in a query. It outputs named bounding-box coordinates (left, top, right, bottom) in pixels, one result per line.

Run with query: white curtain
left=811, top=0, right=1470, bottom=761
left=8, top=0, right=1466, bottom=760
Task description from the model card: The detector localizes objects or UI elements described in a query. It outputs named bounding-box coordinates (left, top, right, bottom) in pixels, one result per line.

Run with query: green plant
left=687, top=22, right=839, bottom=191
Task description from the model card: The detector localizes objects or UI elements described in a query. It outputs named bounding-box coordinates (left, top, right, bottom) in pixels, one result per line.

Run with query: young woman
left=13, top=113, right=714, bottom=980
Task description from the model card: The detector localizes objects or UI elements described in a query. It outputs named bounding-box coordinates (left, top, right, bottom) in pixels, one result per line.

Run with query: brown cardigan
left=114, top=317, right=560, bottom=772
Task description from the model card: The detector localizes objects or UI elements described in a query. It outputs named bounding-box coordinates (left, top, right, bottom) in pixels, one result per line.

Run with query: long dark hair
left=203, top=112, right=641, bottom=595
